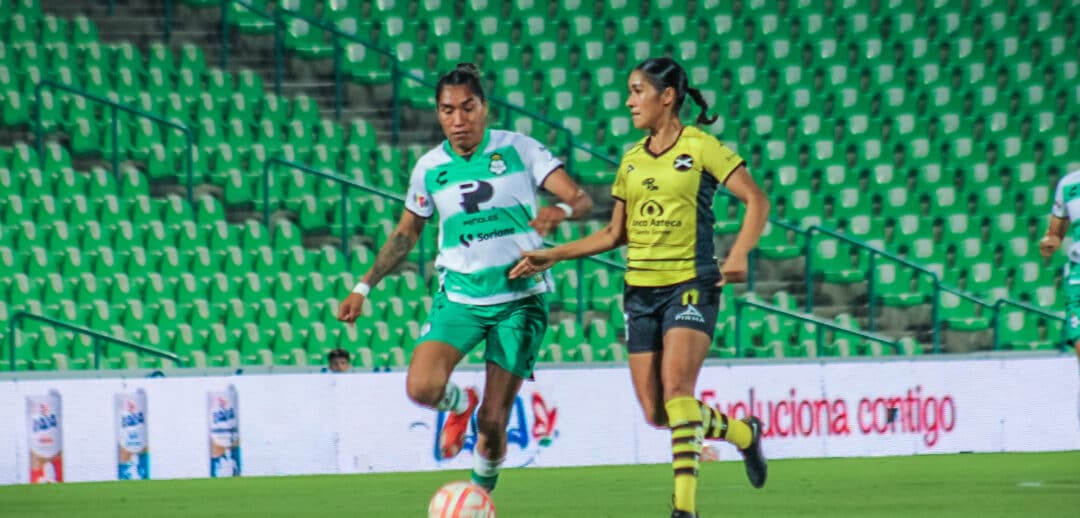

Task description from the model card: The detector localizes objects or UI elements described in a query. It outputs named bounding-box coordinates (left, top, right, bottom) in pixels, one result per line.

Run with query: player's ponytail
left=435, top=62, right=486, bottom=103
left=687, top=87, right=718, bottom=125
left=634, top=57, right=716, bottom=125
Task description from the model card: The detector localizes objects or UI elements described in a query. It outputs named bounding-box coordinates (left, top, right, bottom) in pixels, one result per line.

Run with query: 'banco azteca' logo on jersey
left=459, top=181, right=494, bottom=213
left=640, top=199, right=665, bottom=218
left=642, top=178, right=659, bottom=191
left=674, top=154, right=694, bottom=172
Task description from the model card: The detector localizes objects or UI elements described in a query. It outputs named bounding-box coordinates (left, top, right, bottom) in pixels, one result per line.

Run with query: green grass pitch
left=2, top=452, right=1077, bottom=517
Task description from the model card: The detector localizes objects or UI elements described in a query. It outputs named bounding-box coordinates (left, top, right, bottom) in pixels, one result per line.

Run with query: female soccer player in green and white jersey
left=1039, top=168, right=1080, bottom=430
left=337, top=63, right=593, bottom=493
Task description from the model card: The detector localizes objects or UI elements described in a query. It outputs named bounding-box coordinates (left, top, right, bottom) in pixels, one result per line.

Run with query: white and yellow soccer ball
left=427, top=481, right=496, bottom=518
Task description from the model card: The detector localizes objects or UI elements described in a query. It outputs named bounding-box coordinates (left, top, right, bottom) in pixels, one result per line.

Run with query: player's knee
left=405, top=374, right=443, bottom=408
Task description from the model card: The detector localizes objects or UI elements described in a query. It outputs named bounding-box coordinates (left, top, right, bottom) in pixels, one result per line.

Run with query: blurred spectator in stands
left=327, top=348, right=351, bottom=373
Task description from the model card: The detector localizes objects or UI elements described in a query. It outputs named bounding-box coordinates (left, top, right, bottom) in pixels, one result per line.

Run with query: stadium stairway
left=38, top=0, right=404, bottom=143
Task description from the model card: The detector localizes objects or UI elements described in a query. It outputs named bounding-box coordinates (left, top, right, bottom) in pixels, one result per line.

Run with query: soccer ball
left=427, top=481, right=496, bottom=518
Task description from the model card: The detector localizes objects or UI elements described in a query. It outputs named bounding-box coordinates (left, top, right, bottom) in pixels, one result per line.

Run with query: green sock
left=470, top=454, right=502, bottom=492
left=437, top=383, right=469, bottom=414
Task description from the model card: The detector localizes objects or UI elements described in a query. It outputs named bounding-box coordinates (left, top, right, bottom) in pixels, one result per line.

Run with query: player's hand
left=509, top=249, right=558, bottom=279
left=718, top=252, right=749, bottom=286
left=529, top=206, right=566, bottom=237
left=1039, top=235, right=1062, bottom=259
left=336, top=293, right=367, bottom=323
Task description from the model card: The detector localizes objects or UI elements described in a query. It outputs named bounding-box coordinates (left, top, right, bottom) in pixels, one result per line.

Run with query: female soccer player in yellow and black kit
left=510, top=57, right=771, bottom=518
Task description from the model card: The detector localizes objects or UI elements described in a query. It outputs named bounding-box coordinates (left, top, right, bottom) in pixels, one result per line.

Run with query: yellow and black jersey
left=611, top=126, right=745, bottom=287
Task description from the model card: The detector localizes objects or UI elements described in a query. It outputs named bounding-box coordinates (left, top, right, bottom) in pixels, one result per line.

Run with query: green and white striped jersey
left=1052, top=169, right=1080, bottom=263
left=404, top=129, right=561, bottom=305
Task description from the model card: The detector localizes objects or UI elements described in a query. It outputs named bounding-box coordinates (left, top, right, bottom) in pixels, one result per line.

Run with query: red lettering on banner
left=831, top=400, right=850, bottom=435
left=731, top=402, right=748, bottom=419
left=797, top=400, right=812, bottom=436
left=942, top=396, right=956, bottom=432
left=531, top=394, right=557, bottom=439
left=698, top=386, right=954, bottom=447
left=775, top=401, right=789, bottom=437
left=858, top=398, right=873, bottom=433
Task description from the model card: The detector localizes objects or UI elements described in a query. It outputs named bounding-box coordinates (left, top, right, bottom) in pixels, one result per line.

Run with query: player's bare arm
left=336, top=210, right=427, bottom=323
left=529, top=167, right=594, bottom=236
left=509, top=200, right=627, bottom=279
left=1040, top=215, right=1068, bottom=258
left=719, top=165, right=770, bottom=285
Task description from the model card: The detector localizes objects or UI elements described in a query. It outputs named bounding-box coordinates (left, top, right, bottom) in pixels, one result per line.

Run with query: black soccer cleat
left=671, top=511, right=698, bottom=518
left=739, top=416, right=767, bottom=489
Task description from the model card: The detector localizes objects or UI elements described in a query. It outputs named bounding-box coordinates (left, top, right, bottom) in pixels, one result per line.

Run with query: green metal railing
left=162, top=0, right=173, bottom=42
left=7, top=312, right=182, bottom=371
left=34, top=80, right=196, bottom=203
left=749, top=217, right=808, bottom=291
left=992, top=298, right=1068, bottom=351
left=260, top=157, right=425, bottom=269
left=734, top=299, right=902, bottom=357
left=805, top=225, right=944, bottom=352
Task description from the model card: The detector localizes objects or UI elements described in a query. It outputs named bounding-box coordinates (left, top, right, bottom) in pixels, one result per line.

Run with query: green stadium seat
left=874, top=263, right=926, bottom=307
left=1, top=89, right=30, bottom=127
left=997, top=310, right=1045, bottom=350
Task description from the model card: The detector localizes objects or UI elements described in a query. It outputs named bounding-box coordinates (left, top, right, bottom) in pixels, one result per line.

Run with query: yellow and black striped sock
left=666, top=397, right=704, bottom=513
left=700, top=402, right=752, bottom=449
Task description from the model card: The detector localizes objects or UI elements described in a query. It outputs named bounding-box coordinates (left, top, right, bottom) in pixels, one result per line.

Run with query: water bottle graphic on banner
left=115, top=389, right=149, bottom=480
left=27, top=391, right=63, bottom=484
left=208, top=385, right=240, bottom=477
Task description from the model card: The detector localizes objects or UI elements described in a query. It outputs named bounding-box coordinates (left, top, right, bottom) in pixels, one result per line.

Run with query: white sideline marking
left=1017, top=481, right=1080, bottom=489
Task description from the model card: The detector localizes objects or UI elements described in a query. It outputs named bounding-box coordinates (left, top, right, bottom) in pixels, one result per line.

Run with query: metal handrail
left=260, top=156, right=417, bottom=266
left=734, top=299, right=902, bottom=357
left=806, top=224, right=943, bottom=353
left=992, top=298, right=1068, bottom=351
left=34, top=79, right=196, bottom=203
left=7, top=311, right=182, bottom=371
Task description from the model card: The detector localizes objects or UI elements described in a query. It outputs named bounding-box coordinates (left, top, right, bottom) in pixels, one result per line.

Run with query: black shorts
left=623, top=276, right=721, bottom=353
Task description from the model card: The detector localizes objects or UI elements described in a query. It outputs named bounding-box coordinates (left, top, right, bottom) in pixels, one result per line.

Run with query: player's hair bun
left=455, top=62, right=481, bottom=80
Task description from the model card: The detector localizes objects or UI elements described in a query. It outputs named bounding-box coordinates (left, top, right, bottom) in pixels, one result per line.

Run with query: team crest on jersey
left=489, top=153, right=508, bottom=175
left=674, top=154, right=694, bottom=171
